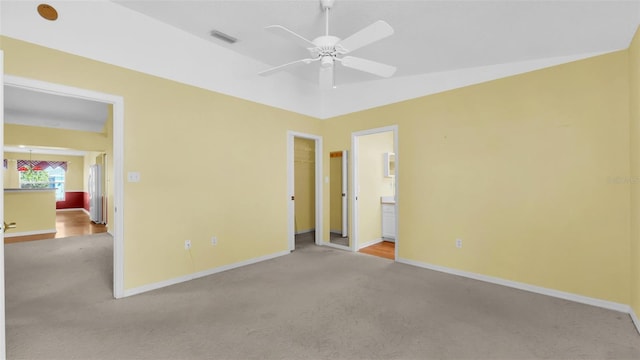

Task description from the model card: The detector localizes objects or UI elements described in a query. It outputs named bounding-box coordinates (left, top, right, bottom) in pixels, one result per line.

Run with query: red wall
left=56, top=191, right=87, bottom=210
left=83, top=192, right=90, bottom=212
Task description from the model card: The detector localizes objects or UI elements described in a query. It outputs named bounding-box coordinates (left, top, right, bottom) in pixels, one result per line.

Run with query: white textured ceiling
left=1, top=0, right=639, bottom=121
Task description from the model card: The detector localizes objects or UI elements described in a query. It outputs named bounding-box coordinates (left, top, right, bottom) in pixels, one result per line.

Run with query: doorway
left=3, top=75, right=125, bottom=298
left=352, top=126, right=398, bottom=260
left=328, top=150, right=349, bottom=249
left=287, top=131, right=323, bottom=251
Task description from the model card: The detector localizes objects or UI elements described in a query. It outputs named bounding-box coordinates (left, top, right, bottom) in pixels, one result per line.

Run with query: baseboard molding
left=630, top=308, right=640, bottom=335
left=56, top=208, right=86, bottom=212
left=295, top=228, right=315, bottom=235
left=397, top=257, right=630, bottom=314
left=324, top=242, right=351, bottom=251
left=82, top=208, right=90, bottom=216
left=5, top=229, right=56, bottom=238
left=358, top=238, right=383, bottom=250
left=123, top=250, right=290, bottom=298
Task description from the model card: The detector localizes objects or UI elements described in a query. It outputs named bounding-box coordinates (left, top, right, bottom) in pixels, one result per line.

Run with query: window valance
left=16, top=160, right=67, bottom=171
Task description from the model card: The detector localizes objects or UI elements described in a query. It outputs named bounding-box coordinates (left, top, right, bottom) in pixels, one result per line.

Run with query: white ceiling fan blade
left=336, top=20, right=394, bottom=54
left=340, top=56, right=397, bottom=78
left=258, top=58, right=317, bottom=76
left=265, top=25, right=316, bottom=49
left=319, top=65, right=334, bottom=89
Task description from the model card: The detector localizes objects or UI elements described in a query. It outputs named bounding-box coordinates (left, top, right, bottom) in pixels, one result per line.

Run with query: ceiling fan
left=258, top=0, right=397, bottom=89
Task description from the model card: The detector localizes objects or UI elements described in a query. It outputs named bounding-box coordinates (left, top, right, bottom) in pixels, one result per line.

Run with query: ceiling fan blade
left=340, top=56, right=397, bottom=78
left=319, top=65, right=334, bottom=89
left=336, top=20, right=394, bottom=54
left=258, top=58, right=317, bottom=76
left=265, top=25, right=316, bottom=49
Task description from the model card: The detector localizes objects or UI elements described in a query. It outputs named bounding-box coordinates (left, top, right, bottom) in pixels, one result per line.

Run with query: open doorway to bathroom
left=352, top=126, right=398, bottom=260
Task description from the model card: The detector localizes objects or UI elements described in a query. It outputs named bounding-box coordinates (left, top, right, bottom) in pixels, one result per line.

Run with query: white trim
left=287, top=131, right=323, bottom=250
left=3, top=75, right=125, bottom=299
left=294, top=228, right=315, bottom=235
left=5, top=229, right=56, bottom=238
left=358, top=238, right=384, bottom=250
left=56, top=208, right=86, bottom=212
left=630, top=309, right=640, bottom=335
left=324, top=242, right=351, bottom=251
left=0, top=50, right=6, bottom=359
left=82, top=208, right=90, bottom=216
left=397, top=257, right=630, bottom=313
left=123, top=250, right=290, bottom=297
left=351, top=125, right=399, bottom=258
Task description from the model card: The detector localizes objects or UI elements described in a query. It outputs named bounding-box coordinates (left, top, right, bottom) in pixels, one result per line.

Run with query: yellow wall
left=330, top=153, right=342, bottom=233
left=1, top=36, right=321, bottom=289
left=3, top=33, right=638, bottom=307
left=629, top=26, right=640, bottom=317
left=5, top=124, right=109, bottom=152
left=294, top=137, right=315, bottom=233
left=323, top=50, right=631, bottom=304
left=356, top=131, right=394, bottom=246
left=4, top=190, right=56, bottom=235
left=3, top=152, right=84, bottom=190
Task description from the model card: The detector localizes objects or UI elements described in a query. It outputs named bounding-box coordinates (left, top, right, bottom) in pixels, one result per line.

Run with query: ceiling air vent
left=210, top=30, right=237, bottom=44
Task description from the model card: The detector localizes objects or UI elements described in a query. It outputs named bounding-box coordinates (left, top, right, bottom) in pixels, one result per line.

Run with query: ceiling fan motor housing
left=312, top=35, right=340, bottom=58
left=320, top=0, right=335, bottom=10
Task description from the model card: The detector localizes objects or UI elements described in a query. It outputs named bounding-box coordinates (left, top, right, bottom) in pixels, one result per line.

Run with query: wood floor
left=359, top=240, right=395, bottom=260
left=5, top=210, right=107, bottom=243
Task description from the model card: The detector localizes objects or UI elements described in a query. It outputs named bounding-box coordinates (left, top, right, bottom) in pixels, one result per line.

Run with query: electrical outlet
left=455, top=239, right=462, bottom=248
left=185, top=240, right=191, bottom=250
left=211, top=236, right=218, bottom=246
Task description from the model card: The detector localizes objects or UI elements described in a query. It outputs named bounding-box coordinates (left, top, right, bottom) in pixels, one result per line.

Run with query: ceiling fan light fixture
left=320, top=56, right=333, bottom=68
left=210, top=29, right=237, bottom=44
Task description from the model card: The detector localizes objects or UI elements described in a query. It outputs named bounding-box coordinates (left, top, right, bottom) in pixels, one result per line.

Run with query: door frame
left=341, top=150, right=348, bottom=237
left=4, top=75, right=125, bottom=299
left=287, top=131, right=323, bottom=251
left=0, top=49, right=6, bottom=359
left=351, top=125, right=399, bottom=260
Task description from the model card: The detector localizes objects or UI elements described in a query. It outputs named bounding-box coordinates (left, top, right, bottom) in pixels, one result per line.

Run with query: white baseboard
left=397, top=257, right=630, bottom=314
left=324, top=242, right=351, bottom=251
left=56, top=208, right=86, bottom=212
left=123, top=250, right=290, bottom=298
left=5, top=229, right=56, bottom=238
left=630, top=308, right=640, bottom=335
left=82, top=208, right=90, bottom=216
left=295, top=228, right=315, bottom=235
left=358, top=238, right=383, bottom=250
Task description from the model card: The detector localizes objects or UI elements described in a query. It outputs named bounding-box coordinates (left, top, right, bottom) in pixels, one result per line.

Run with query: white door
left=341, top=150, right=348, bottom=237
left=0, top=49, right=8, bottom=358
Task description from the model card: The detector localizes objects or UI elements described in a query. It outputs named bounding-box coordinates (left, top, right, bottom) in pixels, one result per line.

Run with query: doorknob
left=3, top=222, right=16, bottom=233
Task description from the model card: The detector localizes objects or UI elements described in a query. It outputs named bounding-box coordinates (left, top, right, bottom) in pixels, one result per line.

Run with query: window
left=19, top=166, right=66, bottom=201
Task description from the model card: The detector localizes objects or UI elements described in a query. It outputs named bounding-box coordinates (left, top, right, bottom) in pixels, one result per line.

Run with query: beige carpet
left=4, top=233, right=640, bottom=359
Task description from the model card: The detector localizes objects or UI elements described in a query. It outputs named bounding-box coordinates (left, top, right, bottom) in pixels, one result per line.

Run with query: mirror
left=384, top=152, right=395, bottom=178
left=329, top=150, right=348, bottom=247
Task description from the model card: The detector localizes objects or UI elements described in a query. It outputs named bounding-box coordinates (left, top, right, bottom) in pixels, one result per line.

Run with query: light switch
left=127, top=172, right=141, bottom=182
